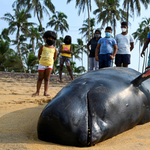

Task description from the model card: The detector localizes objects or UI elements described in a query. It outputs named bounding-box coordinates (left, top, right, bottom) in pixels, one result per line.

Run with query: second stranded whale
left=37, top=67, right=150, bottom=146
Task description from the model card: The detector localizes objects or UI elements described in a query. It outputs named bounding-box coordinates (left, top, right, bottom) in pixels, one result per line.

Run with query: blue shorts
left=60, top=56, right=71, bottom=66
left=98, top=53, right=112, bottom=68
left=115, top=54, right=131, bottom=64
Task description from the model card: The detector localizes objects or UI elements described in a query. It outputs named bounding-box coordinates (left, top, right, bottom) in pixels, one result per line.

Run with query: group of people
left=87, top=22, right=134, bottom=71
left=32, top=21, right=150, bottom=96
left=32, top=31, right=73, bottom=96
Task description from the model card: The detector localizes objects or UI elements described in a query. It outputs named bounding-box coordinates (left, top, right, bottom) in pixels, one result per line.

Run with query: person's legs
left=89, top=57, right=94, bottom=71
left=67, top=66, right=73, bottom=80
left=44, top=68, right=52, bottom=96
left=98, top=54, right=105, bottom=68
left=59, top=56, right=65, bottom=82
left=66, top=57, right=73, bottom=80
left=122, top=54, right=130, bottom=68
left=116, top=63, right=122, bottom=67
left=105, top=53, right=111, bottom=67
left=94, top=57, right=99, bottom=70
left=123, top=64, right=128, bottom=67
left=32, top=70, right=45, bottom=96
left=115, top=54, right=122, bottom=67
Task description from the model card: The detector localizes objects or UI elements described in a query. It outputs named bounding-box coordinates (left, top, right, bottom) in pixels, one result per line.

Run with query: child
left=32, top=30, right=57, bottom=96
left=95, top=26, right=117, bottom=68
left=59, top=35, right=73, bottom=82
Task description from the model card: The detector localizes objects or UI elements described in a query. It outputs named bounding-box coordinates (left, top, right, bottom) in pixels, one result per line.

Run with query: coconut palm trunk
left=112, top=14, right=116, bottom=67
left=32, top=38, right=35, bottom=55
left=138, top=42, right=141, bottom=71
left=82, top=50, right=84, bottom=67
left=87, top=0, right=90, bottom=71
left=17, top=27, right=26, bottom=73
left=127, top=0, right=129, bottom=25
left=36, top=11, right=43, bottom=32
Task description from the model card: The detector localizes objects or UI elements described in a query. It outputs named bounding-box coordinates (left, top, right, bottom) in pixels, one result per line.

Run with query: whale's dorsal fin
left=131, top=69, right=150, bottom=87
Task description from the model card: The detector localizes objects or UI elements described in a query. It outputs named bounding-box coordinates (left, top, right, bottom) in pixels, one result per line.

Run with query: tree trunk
left=37, top=11, right=44, bottom=33
left=32, top=38, right=35, bottom=55
left=112, top=14, right=116, bottom=67
left=17, top=27, right=26, bottom=73
left=138, top=41, right=140, bottom=71
left=127, top=0, right=129, bottom=26
left=87, top=0, right=90, bottom=71
left=82, top=50, right=83, bottom=67
left=113, top=15, right=116, bottom=38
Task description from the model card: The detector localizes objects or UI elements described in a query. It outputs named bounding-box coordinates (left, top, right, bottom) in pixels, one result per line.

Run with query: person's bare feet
left=59, top=80, right=63, bottom=83
left=32, top=92, right=39, bottom=97
left=44, top=93, right=50, bottom=96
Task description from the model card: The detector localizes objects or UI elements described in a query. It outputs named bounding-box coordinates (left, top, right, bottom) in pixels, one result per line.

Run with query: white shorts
left=38, top=64, right=53, bottom=71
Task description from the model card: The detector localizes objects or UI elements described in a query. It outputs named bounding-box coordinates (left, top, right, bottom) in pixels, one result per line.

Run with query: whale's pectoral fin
left=131, top=69, right=150, bottom=87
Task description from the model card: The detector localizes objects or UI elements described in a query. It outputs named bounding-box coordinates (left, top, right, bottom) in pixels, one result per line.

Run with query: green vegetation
left=0, top=0, right=150, bottom=74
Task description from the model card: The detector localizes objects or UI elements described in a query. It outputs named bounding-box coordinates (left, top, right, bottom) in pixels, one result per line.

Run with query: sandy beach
left=0, top=71, right=150, bottom=150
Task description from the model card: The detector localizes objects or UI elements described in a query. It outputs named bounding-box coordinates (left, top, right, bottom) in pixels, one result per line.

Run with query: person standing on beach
left=32, top=30, right=57, bottom=96
left=115, top=22, right=134, bottom=67
left=141, top=32, right=150, bottom=69
left=87, top=29, right=101, bottom=71
left=59, top=35, right=73, bottom=82
left=95, top=26, right=117, bottom=68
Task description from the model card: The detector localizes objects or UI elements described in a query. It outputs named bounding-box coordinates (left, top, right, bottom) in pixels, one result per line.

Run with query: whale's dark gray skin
left=37, top=67, right=150, bottom=146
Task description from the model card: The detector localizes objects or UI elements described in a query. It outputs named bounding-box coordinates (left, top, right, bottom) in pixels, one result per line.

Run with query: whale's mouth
left=87, top=126, right=92, bottom=146
left=87, top=91, right=96, bottom=146
left=87, top=92, right=92, bottom=146
left=86, top=88, right=108, bottom=146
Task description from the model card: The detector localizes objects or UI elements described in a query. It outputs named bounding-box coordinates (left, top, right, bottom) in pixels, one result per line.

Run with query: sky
left=0, top=0, right=150, bottom=72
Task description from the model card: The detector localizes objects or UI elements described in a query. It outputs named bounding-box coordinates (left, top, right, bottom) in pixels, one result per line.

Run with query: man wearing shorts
left=115, top=22, right=134, bottom=67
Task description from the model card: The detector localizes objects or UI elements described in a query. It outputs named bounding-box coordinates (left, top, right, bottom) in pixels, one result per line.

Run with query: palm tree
left=94, top=0, right=127, bottom=37
left=122, top=0, right=150, bottom=25
left=76, top=39, right=87, bottom=67
left=52, top=37, right=64, bottom=74
left=13, top=0, right=55, bottom=31
left=141, top=17, right=150, bottom=32
left=70, top=61, right=86, bottom=75
left=79, top=18, right=95, bottom=42
left=3, top=53, right=23, bottom=72
left=27, top=26, right=43, bottom=55
left=133, top=24, right=145, bottom=71
left=1, top=8, right=34, bottom=72
left=79, top=17, right=95, bottom=71
left=12, top=34, right=29, bottom=58
left=0, top=28, right=10, bottom=42
left=71, top=44, right=82, bottom=62
left=67, top=0, right=91, bottom=41
left=25, top=53, right=38, bottom=72
left=0, top=39, right=10, bottom=71
left=0, top=39, right=16, bottom=71
left=67, top=0, right=92, bottom=71
left=133, top=17, right=150, bottom=72
left=46, top=11, right=69, bottom=36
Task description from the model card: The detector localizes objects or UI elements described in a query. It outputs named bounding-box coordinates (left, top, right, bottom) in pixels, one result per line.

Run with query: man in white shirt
left=115, top=22, right=134, bottom=67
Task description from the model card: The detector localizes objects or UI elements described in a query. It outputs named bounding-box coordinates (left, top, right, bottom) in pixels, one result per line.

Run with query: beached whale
left=37, top=67, right=150, bottom=146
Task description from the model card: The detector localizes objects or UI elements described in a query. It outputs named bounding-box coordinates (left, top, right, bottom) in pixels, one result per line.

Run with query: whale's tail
left=131, top=69, right=150, bottom=87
